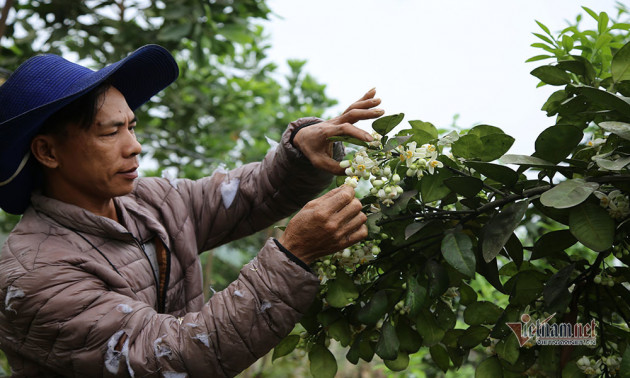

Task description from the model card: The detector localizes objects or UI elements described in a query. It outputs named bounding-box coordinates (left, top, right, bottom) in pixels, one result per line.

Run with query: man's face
left=50, top=87, right=142, bottom=208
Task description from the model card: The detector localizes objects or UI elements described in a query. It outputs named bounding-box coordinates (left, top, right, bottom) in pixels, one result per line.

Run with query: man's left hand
left=292, top=88, right=384, bottom=175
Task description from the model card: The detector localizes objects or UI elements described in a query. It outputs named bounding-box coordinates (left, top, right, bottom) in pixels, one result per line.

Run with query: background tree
left=278, top=5, right=630, bottom=377
left=0, top=0, right=337, bottom=298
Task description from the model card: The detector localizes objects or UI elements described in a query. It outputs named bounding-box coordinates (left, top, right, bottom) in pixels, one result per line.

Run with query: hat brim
left=0, top=44, right=179, bottom=214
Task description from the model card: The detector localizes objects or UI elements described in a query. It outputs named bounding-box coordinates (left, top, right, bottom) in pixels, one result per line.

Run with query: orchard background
left=1, top=1, right=630, bottom=377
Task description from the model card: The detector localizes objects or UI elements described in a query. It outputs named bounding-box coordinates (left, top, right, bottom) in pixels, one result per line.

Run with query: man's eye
left=104, top=130, right=118, bottom=137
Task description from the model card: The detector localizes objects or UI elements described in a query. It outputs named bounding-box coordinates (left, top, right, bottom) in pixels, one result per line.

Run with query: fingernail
left=374, top=108, right=384, bottom=113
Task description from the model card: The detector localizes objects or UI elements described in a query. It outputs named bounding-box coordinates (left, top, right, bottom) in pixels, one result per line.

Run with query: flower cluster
left=314, top=240, right=381, bottom=283
left=339, top=138, right=443, bottom=208
left=594, top=190, right=630, bottom=220
left=398, top=141, right=443, bottom=177
left=577, top=355, right=621, bottom=376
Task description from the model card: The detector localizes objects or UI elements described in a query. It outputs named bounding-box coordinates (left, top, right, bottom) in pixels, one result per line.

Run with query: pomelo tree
left=274, top=6, right=630, bottom=378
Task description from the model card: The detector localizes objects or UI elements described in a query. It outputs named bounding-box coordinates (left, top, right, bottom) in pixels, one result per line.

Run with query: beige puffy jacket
left=0, top=118, right=336, bottom=377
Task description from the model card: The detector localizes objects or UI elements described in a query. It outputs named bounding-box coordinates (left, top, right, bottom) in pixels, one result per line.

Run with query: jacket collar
left=29, top=189, right=172, bottom=249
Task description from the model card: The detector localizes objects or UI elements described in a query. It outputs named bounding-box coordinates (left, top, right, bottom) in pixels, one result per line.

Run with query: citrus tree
left=272, top=6, right=630, bottom=377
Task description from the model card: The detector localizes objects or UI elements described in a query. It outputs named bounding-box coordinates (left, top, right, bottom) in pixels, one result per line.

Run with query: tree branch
left=0, top=0, right=15, bottom=41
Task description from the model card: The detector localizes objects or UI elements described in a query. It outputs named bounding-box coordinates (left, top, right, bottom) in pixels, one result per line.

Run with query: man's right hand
left=278, top=185, right=368, bottom=265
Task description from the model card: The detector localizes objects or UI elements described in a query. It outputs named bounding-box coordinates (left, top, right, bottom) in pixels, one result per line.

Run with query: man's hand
left=278, top=185, right=368, bottom=265
left=292, top=88, right=384, bottom=175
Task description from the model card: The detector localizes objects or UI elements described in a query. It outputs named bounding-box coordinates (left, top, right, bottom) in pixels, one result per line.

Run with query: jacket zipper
left=132, top=236, right=162, bottom=312
left=159, top=243, right=172, bottom=314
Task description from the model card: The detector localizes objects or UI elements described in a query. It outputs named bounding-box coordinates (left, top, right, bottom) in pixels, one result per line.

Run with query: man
left=0, top=45, right=383, bottom=376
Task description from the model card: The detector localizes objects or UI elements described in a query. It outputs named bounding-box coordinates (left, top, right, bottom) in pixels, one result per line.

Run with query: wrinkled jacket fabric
left=0, top=118, right=335, bottom=377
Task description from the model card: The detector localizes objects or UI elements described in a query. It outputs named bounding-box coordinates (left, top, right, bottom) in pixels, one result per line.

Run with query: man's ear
left=31, top=135, right=60, bottom=169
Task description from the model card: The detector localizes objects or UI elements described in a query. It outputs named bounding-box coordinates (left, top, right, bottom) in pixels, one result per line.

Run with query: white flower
left=587, top=138, right=606, bottom=148
left=344, top=176, right=359, bottom=188
left=426, top=152, right=444, bottom=174
left=596, top=190, right=630, bottom=220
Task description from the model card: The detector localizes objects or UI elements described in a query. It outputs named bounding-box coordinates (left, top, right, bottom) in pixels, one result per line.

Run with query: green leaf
left=407, top=120, right=438, bottom=144
left=346, top=332, right=374, bottom=364
left=505, top=233, right=523, bottom=268
left=535, top=20, right=552, bottom=36
left=327, top=135, right=369, bottom=147
left=582, top=6, right=599, bottom=21
left=533, top=125, right=583, bottom=163
left=430, top=344, right=450, bottom=372
left=420, top=168, right=453, bottom=202
left=328, top=318, right=352, bottom=347
left=526, top=54, right=554, bottom=62
left=405, top=275, right=427, bottom=317
left=458, top=325, right=490, bottom=348
left=620, top=345, right=630, bottom=378
left=531, top=229, right=577, bottom=260
left=562, top=35, right=574, bottom=52
left=426, top=260, right=450, bottom=298
left=500, top=154, right=555, bottom=167
left=416, top=309, right=445, bottom=346
left=157, top=23, right=192, bottom=41
left=464, top=161, right=519, bottom=187
left=593, top=156, right=630, bottom=171
left=540, top=179, right=599, bottom=209
left=573, top=86, right=630, bottom=117
left=530, top=66, right=571, bottom=85
left=451, top=126, right=514, bottom=162
left=510, top=271, right=544, bottom=306
left=452, top=134, right=483, bottom=159
left=375, top=321, right=400, bottom=360
left=543, top=264, right=574, bottom=314
left=219, top=24, right=254, bottom=44
left=396, top=320, right=423, bottom=353
left=612, top=41, right=630, bottom=83
left=481, top=201, right=529, bottom=262
left=357, top=290, right=388, bottom=325
left=272, top=335, right=300, bottom=361
left=372, top=113, right=404, bottom=136
left=496, top=334, right=520, bottom=365
left=598, top=11, right=609, bottom=34
left=444, top=176, right=483, bottom=198
left=476, top=356, right=503, bottom=377
left=463, top=301, right=503, bottom=326
left=599, top=121, right=630, bottom=141
left=441, top=231, right=476, bottom=278
left=435, top=300, right=457, bottom=330
left=405, top=221, right=429, bottom=240
left=459, top=282, right=478, bottom=306
left=309, top=344, right=337, bottom=378
left=384, top=351, right=410, bottom=371
left=326, top=271, right=359, bottom=308
left=569, top=202, right=615, bottom=252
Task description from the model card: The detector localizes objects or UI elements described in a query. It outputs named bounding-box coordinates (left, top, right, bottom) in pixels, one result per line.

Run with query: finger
left=319, top=184, right=356, bottom=213
left=309, top=153, right=347, bottom=175
left=328, top=123, right=373, bottom=142
left=344, top=98, right=381, bottom=113
left=316, top=185, right=346, bottom=200
left=332, top=197, right=363, bottom=222
left=338, top=108, right=384, bottom=125
left=356, top=88, right=376, bottom=102
left=337, top=207, right=367, bottom=232
left=341, top=224, right=369, bottom=248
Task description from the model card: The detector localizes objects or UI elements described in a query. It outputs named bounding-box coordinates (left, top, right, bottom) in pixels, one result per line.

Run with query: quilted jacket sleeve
left=173, top=117, right=342, bottom=252
left=0, top=238, right=319, bottom=377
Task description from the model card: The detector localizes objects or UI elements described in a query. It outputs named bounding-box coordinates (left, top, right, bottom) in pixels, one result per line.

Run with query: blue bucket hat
left=0, top=44, right=179, bottom=215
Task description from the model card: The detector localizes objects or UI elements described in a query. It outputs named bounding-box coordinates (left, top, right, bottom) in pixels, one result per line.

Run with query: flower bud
left=383, top=166, right=392, bottom=176
left=339, top=160, right=351, bottom=169
left=392, top=174, right=401, bottom=183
